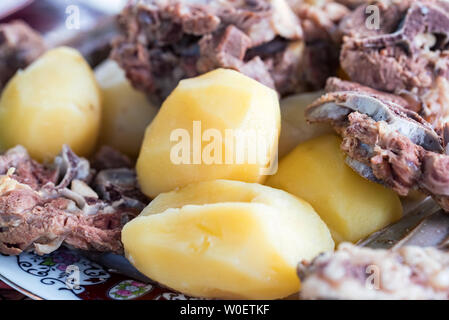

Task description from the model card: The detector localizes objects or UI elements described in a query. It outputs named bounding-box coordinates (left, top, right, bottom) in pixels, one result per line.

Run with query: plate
left=0, top=247, right=196, bottom=300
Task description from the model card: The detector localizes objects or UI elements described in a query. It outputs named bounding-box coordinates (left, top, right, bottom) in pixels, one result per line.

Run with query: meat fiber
left=111, top=0, right=348, bottom=103
left=298, top=243, right=449, bottom=300
left=0, top=146, right=148, bottom=256
left=306, top=86, right=449, bottom=212
left=111, top=0, right=305, bottom=102
left=339, top=0, right=449, bottom=130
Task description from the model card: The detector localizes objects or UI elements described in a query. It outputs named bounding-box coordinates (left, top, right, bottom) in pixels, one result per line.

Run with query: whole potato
left=136, top=68, right=280, bottom=199
left=278, top=91, right=333, bottom=159
left=0, top=47, right=101, bottom=162
left=95, top=60, right=159, bottom=158
left=267, top=134, right=403, bottom=243
left=122, top=180, right=334, bottom=299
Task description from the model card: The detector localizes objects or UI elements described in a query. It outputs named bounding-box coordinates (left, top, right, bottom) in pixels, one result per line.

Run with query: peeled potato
left=267, top=134, right=403, bottom=243
left=122, top=180, right=334, bottom=300
left=278, top=91, right=333, bottom=158
left=136, top=68, right=281, bottom=198
left=0, top=47, right=101, bottom=162
left=95, top=60, right=159, bottom=158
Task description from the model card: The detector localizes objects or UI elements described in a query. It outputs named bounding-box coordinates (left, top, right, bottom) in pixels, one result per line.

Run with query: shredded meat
left=335, top=0, right=370, bottom=9
left=288, top=0, right=349, bottom=43
left=111, top=0, right=350, bottom=103
left=299, top=243, right=449, bottom=300
left=339, top=0, right=449, bottom=129
left=111, top=0, right=302, bottom=102
left=306, top=86, right=449, bottom=212
left=341, top=112, right=424, bottom=195
left=0, top=146, right=148, bottom=256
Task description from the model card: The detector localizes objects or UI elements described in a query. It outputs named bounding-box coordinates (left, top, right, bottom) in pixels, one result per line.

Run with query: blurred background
left=0, top=0, right=127, bottom=66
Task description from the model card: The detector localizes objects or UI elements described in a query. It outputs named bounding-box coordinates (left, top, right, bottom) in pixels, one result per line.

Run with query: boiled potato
left=122, top=179, right=334, bottom=300
left=136, top=69, right=280, bottom=198
left=0, top=47, right=101, bottom=162
left=95, top=60, right=159, bottom=158
left=278, top=91, right=333, bottom=158
left=266, top=134, right=402, bottom=243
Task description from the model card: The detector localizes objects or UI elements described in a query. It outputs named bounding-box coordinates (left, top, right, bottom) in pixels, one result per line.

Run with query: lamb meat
left=111, top=0, right=347, bottom=103
left=298, top=243, right=449, bottom=300
left=335, top=0, right=371, bottom=9
left=0, top=146, right=148, bottom=256
left=286, top=0, right=350, bottom=88
left=288, top=0, right=349, bottom=43
left=339, top=0, right=449, bottom=130
left=111, top=0, right=304, bottom=102
left=305, top=87, right=449, bottom=212
left=0, top=20, right=46, bottom=91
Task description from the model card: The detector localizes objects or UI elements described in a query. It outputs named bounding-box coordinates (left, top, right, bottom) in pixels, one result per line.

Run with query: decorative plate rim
left=0, top=248, right=186, bottom=300
left=0, top=273, right=43, bottom=300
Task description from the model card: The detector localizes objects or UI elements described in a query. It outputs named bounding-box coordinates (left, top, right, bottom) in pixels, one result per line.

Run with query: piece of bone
left=339, top=0, right=449, bottom=129
left=306, top=91, right=443, bottom=152
left=305, top=89, right=449, bottom=210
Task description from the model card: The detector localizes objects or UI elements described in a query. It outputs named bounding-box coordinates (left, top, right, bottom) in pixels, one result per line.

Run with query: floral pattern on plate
left=108, top=280, right=153, bottom=300
left=16, top=247, right=110, bottom=296
left=0, top=247, right=184, bottom=300
left=0, top=247, right=112, bottom=299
